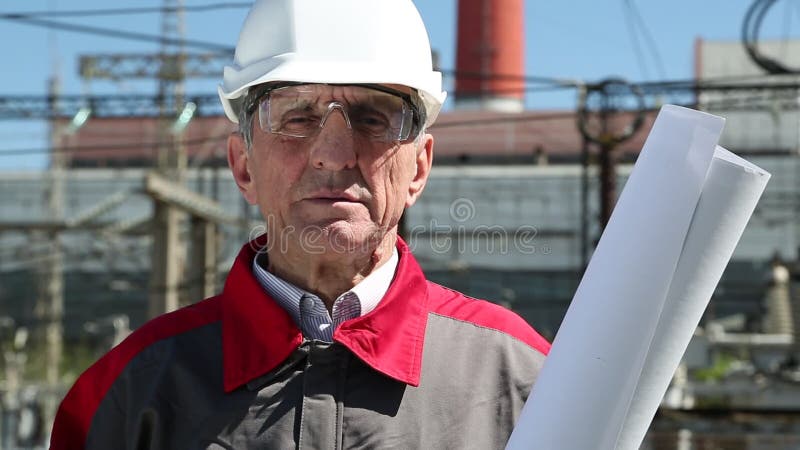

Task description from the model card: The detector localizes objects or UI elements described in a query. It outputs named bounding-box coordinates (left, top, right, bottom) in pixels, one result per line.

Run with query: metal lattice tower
left=159, top=0, right=186, bottom=114
left=150, top=0, right=189, bottom=318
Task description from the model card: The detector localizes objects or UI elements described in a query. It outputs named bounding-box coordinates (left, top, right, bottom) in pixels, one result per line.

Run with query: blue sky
left=0, top=0, right=796, bottom=169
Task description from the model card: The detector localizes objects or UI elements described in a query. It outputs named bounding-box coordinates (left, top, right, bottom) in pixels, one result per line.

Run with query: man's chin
left=294, top=222, right=387, bottom=256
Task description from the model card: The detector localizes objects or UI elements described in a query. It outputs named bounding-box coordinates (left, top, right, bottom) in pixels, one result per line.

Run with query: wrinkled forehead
left=273, top=84, right=409, bottom=108
left=296, top=83, right=413, bottom=94
left=250, top=82, right=414, bottom=102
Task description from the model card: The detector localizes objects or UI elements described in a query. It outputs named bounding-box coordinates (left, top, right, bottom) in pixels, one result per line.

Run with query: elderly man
left=51, top=0, right=549, bottom=448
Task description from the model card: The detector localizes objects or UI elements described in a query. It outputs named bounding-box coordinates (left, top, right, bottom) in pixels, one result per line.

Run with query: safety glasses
left=256, top=84, right=420, bottom=143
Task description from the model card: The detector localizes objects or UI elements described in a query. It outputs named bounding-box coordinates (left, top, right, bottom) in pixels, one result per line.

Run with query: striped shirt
left=251, top=249, right=399, bottom=342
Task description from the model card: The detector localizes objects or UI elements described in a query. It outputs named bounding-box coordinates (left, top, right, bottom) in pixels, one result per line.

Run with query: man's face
left=229, top=84, right=433, bottom=258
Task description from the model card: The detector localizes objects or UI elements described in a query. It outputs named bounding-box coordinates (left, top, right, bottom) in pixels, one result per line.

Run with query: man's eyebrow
left=284, top=99, right=316, bottom=109
left=351, top=95, right=401, bottom=110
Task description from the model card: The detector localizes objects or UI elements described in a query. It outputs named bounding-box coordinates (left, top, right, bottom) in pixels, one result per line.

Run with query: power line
left=623, top=0, right=667, bottom=79
left=0, top=135, right=229, bottom=158
left=742, top=0, right=800, bottom=74
left=0, top=93, right=225, bottom=119
left=622, top=0, right=652, bottom=80
left=1, top=16, right=233, bottom=53
left=448, top=71, right=800, bottom=92
left=629, top=75, right=800, bottom=92
left=782, top=0, right=794, bottom=52
left=439, top=70, right=580, bottom=88
left=432, top=93, right=800, bottom=131
left=0, top=3, right=251, bottom=19
left=431, top=111, right=595, bottom=129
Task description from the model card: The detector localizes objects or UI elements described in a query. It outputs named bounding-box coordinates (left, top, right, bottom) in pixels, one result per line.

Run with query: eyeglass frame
left=242, top=82, right=426, bottom=144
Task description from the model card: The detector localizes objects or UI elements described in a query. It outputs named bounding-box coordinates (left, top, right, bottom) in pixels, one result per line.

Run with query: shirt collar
left=250, top=253, right=304, bottom=325
left=221, top=235, right=428, bottom=392
left=250, top=247, right=399, bottom=323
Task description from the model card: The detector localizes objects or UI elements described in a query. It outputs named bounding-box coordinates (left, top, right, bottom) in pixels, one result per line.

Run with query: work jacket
left=51, top=237, right=550, bottom=449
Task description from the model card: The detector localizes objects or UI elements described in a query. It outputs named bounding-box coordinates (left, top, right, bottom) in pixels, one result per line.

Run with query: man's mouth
left=305, top=190, right=362, bottom=203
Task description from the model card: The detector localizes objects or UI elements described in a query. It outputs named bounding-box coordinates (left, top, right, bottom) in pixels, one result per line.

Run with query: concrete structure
left=696, top=38, right=800, bottom=152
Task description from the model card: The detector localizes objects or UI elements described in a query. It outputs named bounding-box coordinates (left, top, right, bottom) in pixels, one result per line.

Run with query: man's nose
left=309, top=107, right=357, bottom=171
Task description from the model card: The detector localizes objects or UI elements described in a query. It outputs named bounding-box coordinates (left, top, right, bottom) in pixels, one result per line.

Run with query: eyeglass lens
left=258, top=84, right=415, bottom=142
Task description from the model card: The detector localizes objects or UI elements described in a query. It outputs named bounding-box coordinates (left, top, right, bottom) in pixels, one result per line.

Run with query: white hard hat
left=218, top=0, right=447, bottom=128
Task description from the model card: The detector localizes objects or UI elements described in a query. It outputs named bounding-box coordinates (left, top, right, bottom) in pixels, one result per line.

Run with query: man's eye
left=286, top=116, right=315, bottom=124
left=357, top=116, right=387, bottom=127
left=282, top=114, right=318, bottom=127
left=352, top=110, right=390, bottom=128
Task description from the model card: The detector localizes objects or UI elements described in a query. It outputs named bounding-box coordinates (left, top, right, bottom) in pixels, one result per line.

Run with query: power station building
left=0, top=3, right=797, bottom=353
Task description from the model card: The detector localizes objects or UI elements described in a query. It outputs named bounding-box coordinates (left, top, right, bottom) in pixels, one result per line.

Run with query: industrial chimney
left=455, top=0, right=525, bottom=112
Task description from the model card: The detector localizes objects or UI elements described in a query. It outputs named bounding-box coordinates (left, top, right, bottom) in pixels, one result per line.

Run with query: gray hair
left=237, top=87, right=263, bottom=152
left=236, top=84, right=428, bottom=152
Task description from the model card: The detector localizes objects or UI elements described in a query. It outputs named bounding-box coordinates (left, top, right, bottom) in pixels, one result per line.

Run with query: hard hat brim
left=218, top=58, right=447, bottom=128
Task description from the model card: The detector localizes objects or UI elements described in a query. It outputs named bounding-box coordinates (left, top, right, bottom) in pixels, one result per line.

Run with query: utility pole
left=149, top=0, right=187, bottom=317
left=75, top=2, right=226, bottom=317
left=38, top=75, right=66, bottom=437
left=597, top=100, right=616, bottom=229
left=1, top=319, right=26, bottom=450
left=189, top=217, right=218, bottom=300
left=577, top=78, right=646, bottom=232
left=579, top=135, right=590, bottom=272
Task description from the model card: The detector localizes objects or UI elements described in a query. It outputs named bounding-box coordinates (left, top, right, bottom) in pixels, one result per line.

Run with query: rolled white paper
left=505, top=105, right=726, bottom=450
left=615, top=146, right=770, bottom=450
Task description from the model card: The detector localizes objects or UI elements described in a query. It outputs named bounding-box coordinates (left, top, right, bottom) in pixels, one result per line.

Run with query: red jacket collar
left=221, top=235, right=429, bottom=392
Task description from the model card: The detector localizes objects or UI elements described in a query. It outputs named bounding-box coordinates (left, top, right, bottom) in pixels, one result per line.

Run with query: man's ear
left=406, top=133, right=434, bottom=208
left=227, top=132, right=258, bottom=205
